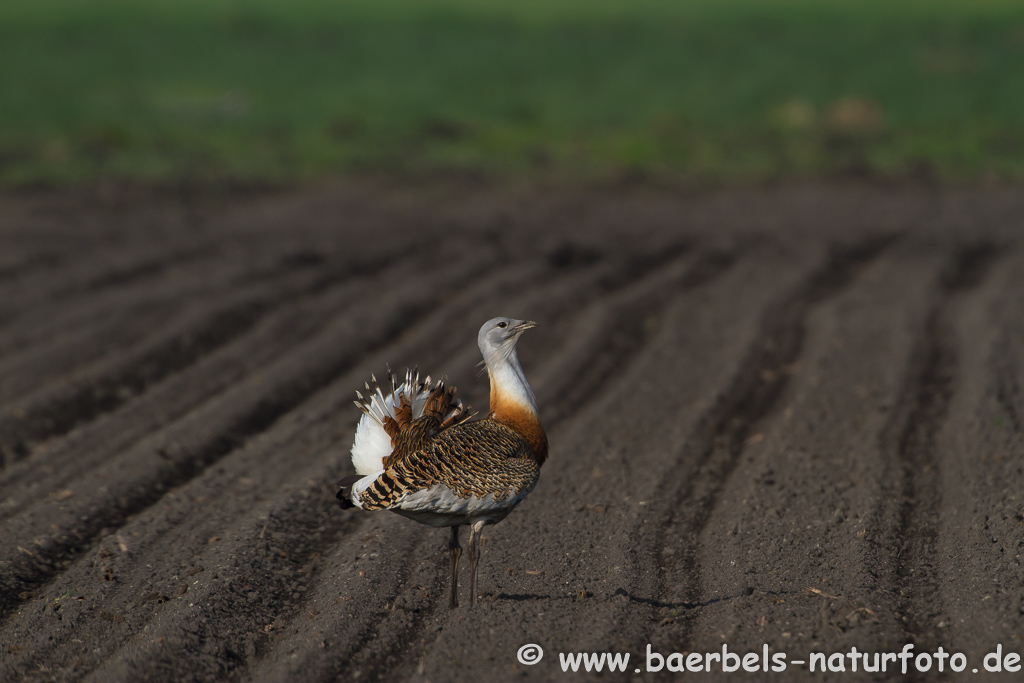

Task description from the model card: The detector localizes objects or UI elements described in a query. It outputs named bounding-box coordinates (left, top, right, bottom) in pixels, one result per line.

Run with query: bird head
left=477, top=317, right=536, bottom=366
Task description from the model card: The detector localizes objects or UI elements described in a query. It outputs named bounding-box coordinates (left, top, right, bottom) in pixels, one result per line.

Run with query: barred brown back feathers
left=358, top=420, right=540, bottom=511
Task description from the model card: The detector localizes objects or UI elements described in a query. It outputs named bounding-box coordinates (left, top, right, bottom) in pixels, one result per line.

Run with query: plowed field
left=2, top=184, right=1023, bottom=681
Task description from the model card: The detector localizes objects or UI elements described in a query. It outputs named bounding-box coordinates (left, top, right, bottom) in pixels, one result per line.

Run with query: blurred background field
left=2, top=0, right=1022, bottom=187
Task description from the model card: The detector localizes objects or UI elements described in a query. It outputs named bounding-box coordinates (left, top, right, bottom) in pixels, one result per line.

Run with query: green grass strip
left=2, top=0, right=1023, bottom=186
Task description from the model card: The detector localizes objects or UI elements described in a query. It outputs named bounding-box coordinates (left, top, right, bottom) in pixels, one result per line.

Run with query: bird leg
left=448, top=525, right=462, bottom=608
left=468, top=520, right=486, bottom=606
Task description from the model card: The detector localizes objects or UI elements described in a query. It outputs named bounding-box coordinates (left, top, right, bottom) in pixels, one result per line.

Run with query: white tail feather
left=350, top=368, right=457, bottom=475
left=351, top=412, right=395, bottom=476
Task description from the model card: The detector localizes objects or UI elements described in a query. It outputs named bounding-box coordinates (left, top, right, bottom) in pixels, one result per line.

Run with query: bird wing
left=380, top=381, right=472, bottom=470
left=350, top=369, right=473, bottom=476
left=355, top=420, right=541, bottom=511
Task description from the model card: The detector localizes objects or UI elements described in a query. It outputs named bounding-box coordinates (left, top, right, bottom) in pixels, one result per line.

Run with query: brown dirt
left=1, top=181, right=1024, bottom=681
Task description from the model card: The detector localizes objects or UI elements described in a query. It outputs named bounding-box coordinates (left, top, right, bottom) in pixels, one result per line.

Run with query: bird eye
left=497, top=321, right=507, bottom=328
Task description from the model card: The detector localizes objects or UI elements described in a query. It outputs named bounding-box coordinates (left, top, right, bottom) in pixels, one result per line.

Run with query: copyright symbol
left=517, top=643, right=543, bottom=665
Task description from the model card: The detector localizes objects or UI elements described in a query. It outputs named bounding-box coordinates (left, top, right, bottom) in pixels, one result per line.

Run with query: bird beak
left=513, top=320, right=537, bottom=332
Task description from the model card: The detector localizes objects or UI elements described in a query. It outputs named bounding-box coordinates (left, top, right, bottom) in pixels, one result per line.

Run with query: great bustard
left=337, top=317, right=547, bottom=607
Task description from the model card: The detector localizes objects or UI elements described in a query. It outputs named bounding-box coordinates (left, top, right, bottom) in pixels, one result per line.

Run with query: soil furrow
left=541, top=249, right=733, bottom=426
left=0, top=228, right=412, bottom=383
left=0, top=196, right=413, bottom=346
left=870, top=243, right=999, bottom=657
left=0, top=242, right=221, bottom=330
left=0, top=302, right=182, bottom=405
left=0, top=241, right=434, bottom=470
left=0, top=269, right=321, bottom=469
left=0, top=247, right=271, bottom=364
left=0, top=250, right=69, bottom=285
left=0, top=190, right=339, bottom=327
left=667, top=242, right=946, bottom=664
left=994, top=361, right=1022, bottom=434
left=0, top=251, right=442, bottom=523
left=928, top=245, right=1024, bottom=664
left=0, top=252, right=494, bottom=623
left=628, top=236, right=897, bottom=650
left=983, top=263, right=1023, bottom=436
